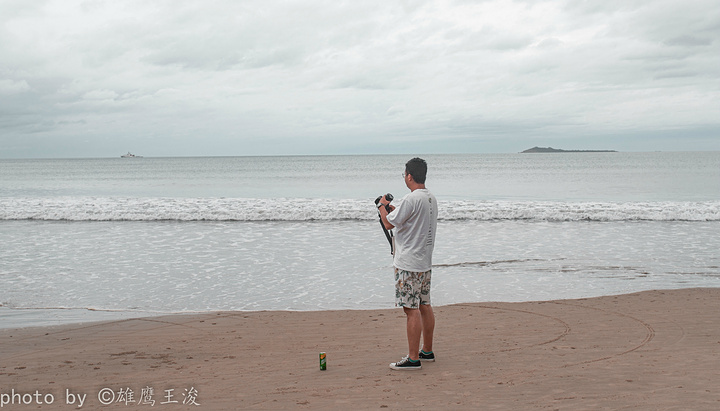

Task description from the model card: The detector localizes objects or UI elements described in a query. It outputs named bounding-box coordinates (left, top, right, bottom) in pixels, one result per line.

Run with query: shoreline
left=2, top=288, right=719, bottom=409
left=0, top=284, right=710, bottom=331
left=0, top=306, right=157, bottom=330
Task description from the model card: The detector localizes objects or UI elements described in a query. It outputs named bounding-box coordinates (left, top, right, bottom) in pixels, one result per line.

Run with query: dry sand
left=2, top=288, right=719, bottom=410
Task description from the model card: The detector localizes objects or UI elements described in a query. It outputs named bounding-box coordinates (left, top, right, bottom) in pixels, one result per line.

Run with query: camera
left=374, top=193, right=394, bottom=213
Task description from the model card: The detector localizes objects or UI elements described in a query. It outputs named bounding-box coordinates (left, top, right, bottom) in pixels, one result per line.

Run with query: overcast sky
left=1, top=0, right=718, bottom=158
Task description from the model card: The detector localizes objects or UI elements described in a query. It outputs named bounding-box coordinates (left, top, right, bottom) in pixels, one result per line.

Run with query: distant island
left=521, top=147, right=617, bottom=153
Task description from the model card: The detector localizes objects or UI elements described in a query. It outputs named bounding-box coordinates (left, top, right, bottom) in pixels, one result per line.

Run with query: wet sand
left=2, top=288, right=719, bottom=409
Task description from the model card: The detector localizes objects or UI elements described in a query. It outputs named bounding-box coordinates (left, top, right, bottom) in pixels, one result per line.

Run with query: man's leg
left=404, top=307, right=422, bottom=361
left=419, top=304, right=435, bottom=353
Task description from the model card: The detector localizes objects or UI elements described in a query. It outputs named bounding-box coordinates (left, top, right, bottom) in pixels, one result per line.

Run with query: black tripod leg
left=378, top=214, right=393, bottom=254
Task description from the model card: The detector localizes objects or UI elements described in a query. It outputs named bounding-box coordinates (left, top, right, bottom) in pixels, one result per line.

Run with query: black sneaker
left=389, top=356, right=422, bottom=370
left=418, top=350, right=435, bottom=362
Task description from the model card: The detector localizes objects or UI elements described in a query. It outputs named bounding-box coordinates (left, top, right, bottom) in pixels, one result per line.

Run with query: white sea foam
left=1, top=197, right=719, bottom=222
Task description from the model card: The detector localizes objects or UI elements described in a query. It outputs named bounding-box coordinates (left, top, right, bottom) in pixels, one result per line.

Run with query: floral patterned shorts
left=394, top=268, right=432, bottom=309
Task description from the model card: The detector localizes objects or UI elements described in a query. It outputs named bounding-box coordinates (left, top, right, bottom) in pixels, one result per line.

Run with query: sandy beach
left=2, top=288, right=719, bottom=410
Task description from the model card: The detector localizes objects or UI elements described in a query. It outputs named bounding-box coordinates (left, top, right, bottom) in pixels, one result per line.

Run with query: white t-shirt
left=386, top=188, right=437, bottom=272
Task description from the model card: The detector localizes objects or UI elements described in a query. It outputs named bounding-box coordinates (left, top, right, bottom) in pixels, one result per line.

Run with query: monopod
left=374, top=193, right=394, bottom=254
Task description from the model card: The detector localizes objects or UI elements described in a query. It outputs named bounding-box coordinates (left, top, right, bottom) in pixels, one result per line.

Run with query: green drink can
left=319, top=352, right=327, bottom=370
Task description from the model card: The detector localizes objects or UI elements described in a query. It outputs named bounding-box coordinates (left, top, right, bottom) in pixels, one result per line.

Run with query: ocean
left=1, top=152, right=719, bottom=329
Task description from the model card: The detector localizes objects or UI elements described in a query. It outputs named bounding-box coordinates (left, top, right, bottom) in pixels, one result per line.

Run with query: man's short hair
left=405, top=157, right=427, bottom=184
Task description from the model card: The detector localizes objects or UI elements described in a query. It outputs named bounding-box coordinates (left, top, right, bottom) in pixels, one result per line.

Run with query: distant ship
left=121, top=152, right=143, bottom=158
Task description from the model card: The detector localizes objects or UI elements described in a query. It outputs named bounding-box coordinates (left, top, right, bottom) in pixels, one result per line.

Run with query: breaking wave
left=2, top=197, right=719, bottom=222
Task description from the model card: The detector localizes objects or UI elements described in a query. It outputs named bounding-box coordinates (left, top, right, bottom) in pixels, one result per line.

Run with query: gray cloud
left=1, top=0, right=719, bottom=158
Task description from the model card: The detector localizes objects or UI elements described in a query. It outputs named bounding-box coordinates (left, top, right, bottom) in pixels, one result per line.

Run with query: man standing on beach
left=377, top=157, right=438, bottom=370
